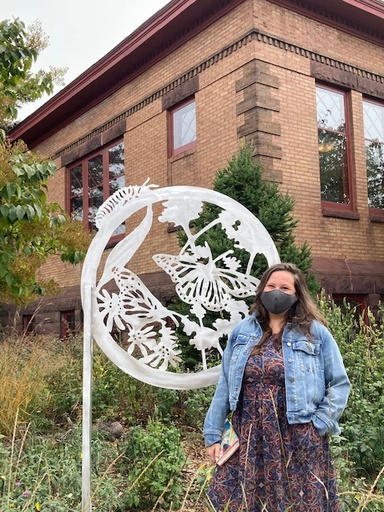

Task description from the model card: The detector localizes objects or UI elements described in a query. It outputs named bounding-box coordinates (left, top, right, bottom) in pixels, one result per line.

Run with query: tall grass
left=0, top=335, right=65, bottom=437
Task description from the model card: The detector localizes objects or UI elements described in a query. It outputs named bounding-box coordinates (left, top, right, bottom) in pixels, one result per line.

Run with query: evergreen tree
left=172, top=144, right=319, bottom=368
left=180, top=144, right=318, bottom=290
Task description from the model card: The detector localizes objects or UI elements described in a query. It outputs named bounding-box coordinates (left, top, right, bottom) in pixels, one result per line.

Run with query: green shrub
left=320, top=296, right=384, bottom=480
left=120, top=419, right=186, bottom=509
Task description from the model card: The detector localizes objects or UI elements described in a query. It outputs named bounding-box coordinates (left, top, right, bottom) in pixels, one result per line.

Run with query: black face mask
left=260, top=290, right=297, bottom=314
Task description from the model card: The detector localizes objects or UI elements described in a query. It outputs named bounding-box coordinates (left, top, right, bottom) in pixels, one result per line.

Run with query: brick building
left=6, top=0, right=384, bottom=336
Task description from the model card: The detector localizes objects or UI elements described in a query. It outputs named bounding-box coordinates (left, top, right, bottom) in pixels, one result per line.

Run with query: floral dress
left=206, top=335, right=340, bottom=512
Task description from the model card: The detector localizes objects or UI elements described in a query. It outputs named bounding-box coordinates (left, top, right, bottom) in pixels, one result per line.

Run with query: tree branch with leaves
left=0, top=18, right=91, bottom=305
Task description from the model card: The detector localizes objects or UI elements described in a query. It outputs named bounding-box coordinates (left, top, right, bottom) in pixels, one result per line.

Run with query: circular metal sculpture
left=81, top=182, right=280, bottom=389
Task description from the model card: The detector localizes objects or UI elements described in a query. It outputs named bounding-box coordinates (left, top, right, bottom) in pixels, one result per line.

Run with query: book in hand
left=216, top=418, right=239, bottom=466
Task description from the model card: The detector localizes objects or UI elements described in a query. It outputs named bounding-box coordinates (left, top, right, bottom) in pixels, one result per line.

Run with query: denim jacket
left=203, top=314, right=350, bottom=447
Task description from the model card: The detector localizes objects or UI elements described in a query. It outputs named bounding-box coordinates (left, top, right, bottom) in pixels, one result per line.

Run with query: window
left=68, top=140, right=124, bottom=234
left=60, top=310, right=76, bottom=338
left=333, top=294, right=368, bottom=323
left=363, top=99, right=384, bottom=211
left=169, top=98, right=196, bottom=156
left=316, top=85, right=352, bottom=207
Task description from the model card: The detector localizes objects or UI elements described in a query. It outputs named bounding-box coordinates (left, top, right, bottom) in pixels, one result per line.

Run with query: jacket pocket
left=233, top=334, right=251, bottom=346
left=230, top=334, right=249, bottom=363
left=292, top=339, right=321, bottom=372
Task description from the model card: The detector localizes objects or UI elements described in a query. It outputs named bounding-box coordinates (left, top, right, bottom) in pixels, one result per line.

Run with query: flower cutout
left=97, top=289, right=126, bottom=331
left=126, top=325, right=157, bottom=356
left=140, top=327, right=181, bottom=370
left=159, top=198, right=203, bottom=229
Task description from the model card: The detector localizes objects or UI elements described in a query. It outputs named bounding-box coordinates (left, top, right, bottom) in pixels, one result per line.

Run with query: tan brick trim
left=162, top=75, right=200, bottom=110
left=56, top=115, right=126, bottom=160
left=311, top=61, right=384, bottom=99
left=236, top=59, right=282, bottom=179
left=60, top=120, right=126, bottom=167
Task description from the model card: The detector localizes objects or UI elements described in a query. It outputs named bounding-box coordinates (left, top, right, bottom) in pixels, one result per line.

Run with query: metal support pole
left=82, top=285, right=93, bottom=512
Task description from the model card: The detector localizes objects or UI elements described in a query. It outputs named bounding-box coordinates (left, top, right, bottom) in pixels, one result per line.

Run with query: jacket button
left=287, top=342, right=292, bottom=346
left=289, top=377, right=295, bottom=382
left=288, top=358, right=293, bottom=363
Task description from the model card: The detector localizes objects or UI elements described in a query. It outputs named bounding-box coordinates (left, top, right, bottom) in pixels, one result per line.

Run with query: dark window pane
left=109, top=142, right=124, bottom=178
left=366, top=141, right=384, bottom=209
left=89, top=186, right=103, bottom=206
left=318, top=130, right=348, bottom=203
left=70, top=165, right=83, bottom=196
left=70, top=196, right=83, bottom=222
left=316, top=87, right=349, bottom=204
left=109, top=142, right=125, bottom=236
left=88, top=155, right=103, bottom=187
left=88, top=187, right=103, bottom=231
left=333, top=295, right=368, bottom=324
left=112, top=224, right=125, bottom=236
left=88, top=209, right=99, bottom=232
left=23, top=315, right=35, bottom=335
left=317, top=88, right=345, bottom=130
left=110, top=175, right=125, bottom=195
left=363, top=101, right=384, bottom=210
left=67, top=140, right=124, bottom=235
left=109, top=142, right=125, bottom=194
left=60, top=310, right=76, bottom=338
left=363, top=102, right=384, bottom=142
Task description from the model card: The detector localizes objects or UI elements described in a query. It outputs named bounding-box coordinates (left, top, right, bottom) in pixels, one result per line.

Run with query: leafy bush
left=120, top=419, right=186, bottom=510
left=0, top=423, right=140, bottom=512
left=320, top=296, right=384, bottom=479
left=2, top=308, right=384, bottom=511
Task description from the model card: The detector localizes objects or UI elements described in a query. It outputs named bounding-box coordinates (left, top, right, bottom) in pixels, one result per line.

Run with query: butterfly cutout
left=153, top=247, right=259, bottom=313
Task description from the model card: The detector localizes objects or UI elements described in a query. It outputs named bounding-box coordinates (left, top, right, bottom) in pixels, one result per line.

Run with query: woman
left=204, top=263, right=350, bottom=512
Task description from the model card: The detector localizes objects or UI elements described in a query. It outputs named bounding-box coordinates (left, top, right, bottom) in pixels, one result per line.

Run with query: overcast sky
left=1, top=0, right=170, bottom=120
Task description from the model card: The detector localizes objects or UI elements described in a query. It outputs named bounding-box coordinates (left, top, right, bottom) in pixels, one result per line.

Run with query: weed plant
left=0, top=335, right=65, bottom=436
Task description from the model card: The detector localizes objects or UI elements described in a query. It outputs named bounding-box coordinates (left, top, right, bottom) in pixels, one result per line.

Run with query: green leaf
left=15, top=204, right=25, bottom=220
left=0, top=204, right=9, bottom=217
left=6, top=182, right=16, bottom=198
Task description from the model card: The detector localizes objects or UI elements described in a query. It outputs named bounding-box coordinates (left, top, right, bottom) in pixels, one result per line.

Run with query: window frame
left=60, top=310, right=76, bottom=339
left=66, top=138, right=125, bottom=238
left=363, top=97, right=384, bottom=221
left=316, top=83, right=357, bottom=218
left=332, top=294, right=368, bottom=323
left=22, top=314, right=35, bottom=336
left=168, top=97, right=197, bottom=157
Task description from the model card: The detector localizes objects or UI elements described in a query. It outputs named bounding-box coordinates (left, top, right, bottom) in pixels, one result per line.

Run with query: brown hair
left=250, top=263, right=326, bottom=340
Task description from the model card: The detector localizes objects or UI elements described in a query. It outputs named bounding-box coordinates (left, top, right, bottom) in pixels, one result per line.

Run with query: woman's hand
left=206, top=442, right=221, bottom=464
